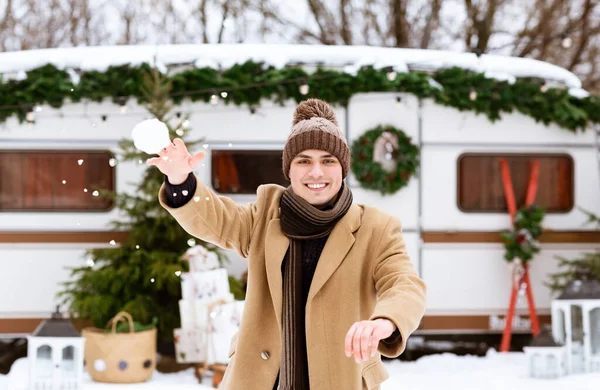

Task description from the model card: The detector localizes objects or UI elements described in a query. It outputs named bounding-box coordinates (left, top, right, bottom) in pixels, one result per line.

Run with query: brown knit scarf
left=278, top=184, right=353, bottom=390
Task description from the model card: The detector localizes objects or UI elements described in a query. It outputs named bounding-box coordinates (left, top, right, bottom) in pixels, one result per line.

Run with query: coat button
left=261, top=350, right=270, bottom=360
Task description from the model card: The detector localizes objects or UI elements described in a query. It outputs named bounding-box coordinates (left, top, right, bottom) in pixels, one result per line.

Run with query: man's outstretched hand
left=344, top=319, right=396, bottom=363
left=146, top=138, right=205, bottom=185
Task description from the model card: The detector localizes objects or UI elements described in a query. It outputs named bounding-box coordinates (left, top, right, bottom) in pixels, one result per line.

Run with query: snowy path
left=2, top=350, right=598, bottom=389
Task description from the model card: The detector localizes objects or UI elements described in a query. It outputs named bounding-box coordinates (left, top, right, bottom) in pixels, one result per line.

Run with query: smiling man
left=288, top=150, right=342, bottom=204
left=150, top=98, right=426, bottom=390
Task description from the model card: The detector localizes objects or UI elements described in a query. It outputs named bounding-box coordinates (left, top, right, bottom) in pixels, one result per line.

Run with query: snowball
left=131, top=118, right=172, bottom=155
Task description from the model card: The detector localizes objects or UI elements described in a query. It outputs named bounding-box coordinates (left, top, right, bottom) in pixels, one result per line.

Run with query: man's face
left=289, top=149, right=343, bottom=206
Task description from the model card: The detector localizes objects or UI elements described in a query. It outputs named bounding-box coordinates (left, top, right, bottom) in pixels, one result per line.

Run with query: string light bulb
left=540, top=82, right=548, bottom=93
left=560, top=33, right=572, bottom=49
left=249, top=107, right=257, bottom=119
left=395, top=96, right=402, bottom=106
left=299, top=79, right=309, bottom=95
left=118, top=97, right=127, bottom=113
left=386, top=67, right=397, bottom=81
left=210, top=89, right=219, bottom=105
left=26, top=106, right=34, bottom=122
left=469, top=89, right=477, bottom=101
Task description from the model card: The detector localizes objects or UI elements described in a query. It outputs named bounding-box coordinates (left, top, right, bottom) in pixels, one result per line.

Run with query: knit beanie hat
left=282, top=98, right=350, bottom=180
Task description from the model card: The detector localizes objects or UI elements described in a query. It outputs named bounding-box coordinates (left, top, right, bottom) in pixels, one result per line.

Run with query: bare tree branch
left=306, top=0, right=337, bottom=44
left=339, top=0, right=352, bottom=44
left=390, top=0, right=410, bottom=47
left=567, top=0, right=594, bottom=70
left=419, top=0, right=441, bottom=48
left=217, top=0, right=232, bottom=44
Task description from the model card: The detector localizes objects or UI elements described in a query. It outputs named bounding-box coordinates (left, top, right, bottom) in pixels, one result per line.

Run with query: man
left=148, top=98, right=426, bottom=390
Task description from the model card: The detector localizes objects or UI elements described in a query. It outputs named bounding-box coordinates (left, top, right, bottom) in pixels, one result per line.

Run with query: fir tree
left=58, top=66, right=243, bottom=345
left=546, top=208, right=600, bottom=293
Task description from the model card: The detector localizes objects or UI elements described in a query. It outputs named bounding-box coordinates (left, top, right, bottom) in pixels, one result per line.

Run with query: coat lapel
left=307, top=204, right=361, bottom=302
left=264, top=204, right=362, bottom=331
left=265, top=218, right=289, bottom=331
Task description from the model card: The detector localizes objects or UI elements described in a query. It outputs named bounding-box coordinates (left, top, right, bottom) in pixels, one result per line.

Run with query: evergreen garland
left=500, top=205, right=545, bottom=263
left=1, top=61, right=599, bottom=132
left=350, top=125, right=419, bottom=195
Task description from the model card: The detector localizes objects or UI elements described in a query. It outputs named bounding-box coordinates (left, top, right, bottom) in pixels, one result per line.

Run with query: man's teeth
left=307, top=183, right=327, bottom=189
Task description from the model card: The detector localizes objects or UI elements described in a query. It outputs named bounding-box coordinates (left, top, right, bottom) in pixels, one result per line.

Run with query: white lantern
left=523, top=325, right=567, bottom=379
left=551, top=278, right=600, bottom=374
left=27, top=307, right=84, bottom=390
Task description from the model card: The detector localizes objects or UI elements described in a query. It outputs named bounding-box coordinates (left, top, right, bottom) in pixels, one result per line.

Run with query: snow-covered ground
left=2, top=349, right=598, bottom=390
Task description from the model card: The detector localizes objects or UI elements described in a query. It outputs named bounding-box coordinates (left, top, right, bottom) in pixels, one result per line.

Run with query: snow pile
left=383, top=349, right=600, bottom=390
left=2, top=350, right=600, bottom=390
left=0, top=44, right=584, bottom=90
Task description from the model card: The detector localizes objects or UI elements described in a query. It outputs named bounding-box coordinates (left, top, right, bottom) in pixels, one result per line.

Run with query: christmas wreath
left=350, top=125, right=419, bottom=195
left=501, top=205, right=545, bottom=263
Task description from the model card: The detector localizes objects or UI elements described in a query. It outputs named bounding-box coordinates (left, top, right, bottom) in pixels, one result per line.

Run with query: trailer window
left=211, top=150, right=288, bottom=194
left=457, top=153, right=574, bottom=213
left=0, top=150, right=115, bottom=211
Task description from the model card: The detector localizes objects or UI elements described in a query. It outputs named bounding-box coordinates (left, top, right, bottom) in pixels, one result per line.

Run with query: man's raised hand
left=146, top=138, right=205, bottom=185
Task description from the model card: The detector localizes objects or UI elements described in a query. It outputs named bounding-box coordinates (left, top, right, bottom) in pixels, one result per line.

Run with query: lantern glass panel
left=570, top=305, right=584, bottom=342
left=62, top=346, right=75, bottom=374
left=546, top=355, right=559, bottom=378
left=592, top=308, right=600, bottom=355
left=570, top=305, right=585, bottom=373
left=554, top=308, right=567, bottom=343
left=36, top=345, right=53, bottom=377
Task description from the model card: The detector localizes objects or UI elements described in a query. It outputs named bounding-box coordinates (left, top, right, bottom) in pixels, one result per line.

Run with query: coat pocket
left=228, top=331, right=239, bottom=358
left=361, top=360, right=389, bottom=390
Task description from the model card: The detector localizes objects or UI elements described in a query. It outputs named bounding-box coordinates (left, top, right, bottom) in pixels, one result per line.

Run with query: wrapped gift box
left=180, top=268, right=231, bottom=301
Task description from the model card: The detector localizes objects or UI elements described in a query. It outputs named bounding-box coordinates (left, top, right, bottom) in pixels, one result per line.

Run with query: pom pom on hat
left=292, top=98, right=339, bottom=126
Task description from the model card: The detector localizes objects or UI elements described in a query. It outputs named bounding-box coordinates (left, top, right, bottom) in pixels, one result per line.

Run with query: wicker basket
left=82, top=311, right=157, bottom=383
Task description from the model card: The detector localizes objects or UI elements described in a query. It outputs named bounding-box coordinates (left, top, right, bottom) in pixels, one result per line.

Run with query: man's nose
left=308, top=164, right=324, bottom=178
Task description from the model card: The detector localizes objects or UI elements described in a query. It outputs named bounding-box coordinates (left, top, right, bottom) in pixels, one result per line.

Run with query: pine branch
left=546, top=209, right=600, bottom=294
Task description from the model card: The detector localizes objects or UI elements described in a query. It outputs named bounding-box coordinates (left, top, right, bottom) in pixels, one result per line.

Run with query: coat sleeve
left=369, top=215, right=427, bottom=358
left=158, top=173, right=262, bottom=259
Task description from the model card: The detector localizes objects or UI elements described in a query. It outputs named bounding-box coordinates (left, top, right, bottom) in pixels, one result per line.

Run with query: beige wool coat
left=159, top=176, right=427, bottom=390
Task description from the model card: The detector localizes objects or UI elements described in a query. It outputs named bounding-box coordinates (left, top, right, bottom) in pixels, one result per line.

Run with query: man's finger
left=360, top=325, right=374, bottom=362
left=146, top=157, right=162, bottom=166
left=368, top=332, right=380, bottom=358
left=352, top=324, right=365, bottom=363
left=173, top=138, right=186, bottom=149
left=345, top=323, right=357, bottom=357
left=189, top=151, right=206, bottom=169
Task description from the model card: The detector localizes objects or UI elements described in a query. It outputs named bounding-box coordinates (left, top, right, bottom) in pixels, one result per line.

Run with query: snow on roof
left=0, top=43, right=585, bottom=92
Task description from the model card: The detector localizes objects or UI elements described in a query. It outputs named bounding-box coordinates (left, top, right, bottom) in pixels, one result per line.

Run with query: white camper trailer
left=0, top=44, right=598, bottom=348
